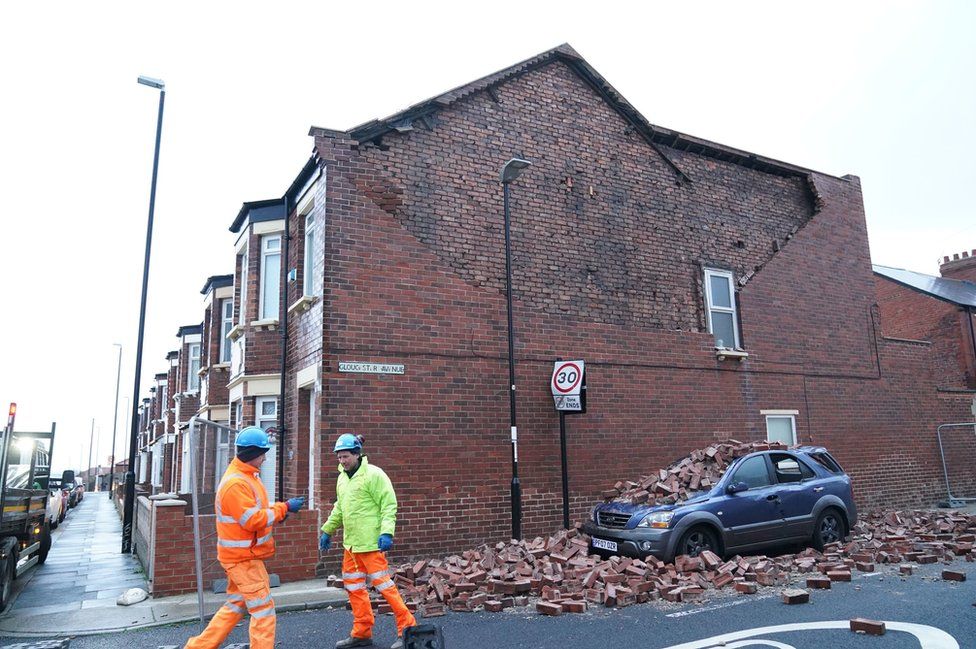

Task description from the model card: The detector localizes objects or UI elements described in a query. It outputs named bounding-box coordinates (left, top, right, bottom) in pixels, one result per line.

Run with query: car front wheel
left=676, top=526, right=719, bottom=559
left=812, top=508, right=845, bottom=550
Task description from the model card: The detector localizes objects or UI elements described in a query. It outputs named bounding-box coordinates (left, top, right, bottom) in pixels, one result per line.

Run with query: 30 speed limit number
left=551, top=360, right=584, bottom=411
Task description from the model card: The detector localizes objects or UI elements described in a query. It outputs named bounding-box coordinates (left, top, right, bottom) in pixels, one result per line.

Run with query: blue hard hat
left=334, top=433, right=362, bottom=454
left=236, top=426, right=272, bottom=449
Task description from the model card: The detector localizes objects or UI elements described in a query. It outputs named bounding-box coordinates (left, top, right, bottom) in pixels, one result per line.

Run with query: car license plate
left=592, top=537, right=617, bottom=552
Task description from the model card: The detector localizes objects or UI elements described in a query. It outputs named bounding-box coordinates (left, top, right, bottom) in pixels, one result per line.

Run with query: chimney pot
left=954, top=253, right=960, bottom=260
left=944, top=256, right=951, bottom=263
left=965, top=252, right=971, bottom=259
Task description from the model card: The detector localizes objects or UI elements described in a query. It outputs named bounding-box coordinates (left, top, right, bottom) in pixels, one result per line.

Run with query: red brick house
left=197, top=274, right=235, bottom=491
left=874, top=252, right=976, bottom=390
left=227, top=199, right=287, bottom=500
left=261, top=44, right=975, bottom=569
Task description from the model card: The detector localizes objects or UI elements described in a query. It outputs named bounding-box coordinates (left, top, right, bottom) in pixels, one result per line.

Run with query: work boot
left=390, top=638, right=404, bottom=649
left=335, top=637, right=373, bottom=648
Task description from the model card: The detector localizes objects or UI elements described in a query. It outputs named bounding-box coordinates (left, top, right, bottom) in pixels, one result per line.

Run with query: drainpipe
left=277, top=194, right=291, bottom=499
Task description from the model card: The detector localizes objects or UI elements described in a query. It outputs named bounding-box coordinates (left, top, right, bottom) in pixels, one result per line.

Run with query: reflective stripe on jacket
left=215, top=457, right=288, bottom=563
left=321, top=455, right=397, bottom=553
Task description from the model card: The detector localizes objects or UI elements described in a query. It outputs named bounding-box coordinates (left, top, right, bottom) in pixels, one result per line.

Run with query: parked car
left=45, top=485, right=63, bottom=530
left=48, top=478, right=68, bottom=524
left=584, top=446, right=857, bottom=562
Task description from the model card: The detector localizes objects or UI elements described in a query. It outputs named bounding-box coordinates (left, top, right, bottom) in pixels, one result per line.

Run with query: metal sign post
left=551, top=361, right=586, bottom=529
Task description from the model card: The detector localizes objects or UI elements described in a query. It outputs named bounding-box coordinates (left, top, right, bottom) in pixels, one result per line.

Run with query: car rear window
left=807, top=452, right=843, bottom=474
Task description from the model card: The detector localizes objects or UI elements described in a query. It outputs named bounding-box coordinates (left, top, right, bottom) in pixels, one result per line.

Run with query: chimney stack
left=939, top=249, right=976, bottom=283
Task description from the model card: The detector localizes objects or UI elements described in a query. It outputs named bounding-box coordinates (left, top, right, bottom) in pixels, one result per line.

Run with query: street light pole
left=87, top=418, right=94, bottom=491
left=108, top=344, right=122, bottom=498
left=123, top=75, right=165, bottom=554
left=499, top=157, right=532, bottom=541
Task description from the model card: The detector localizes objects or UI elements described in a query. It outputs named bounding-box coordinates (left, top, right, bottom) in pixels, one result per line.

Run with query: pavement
left=0, top=492, right=346, bottom=637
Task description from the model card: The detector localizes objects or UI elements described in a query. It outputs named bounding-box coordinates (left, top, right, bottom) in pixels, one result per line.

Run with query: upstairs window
left=303, top=212, right=318, bottom=297
left=220, top=299, right=233, bottom=363
left=238, top=246, right=249, bottom=326
left=187, top=343, right=201, bottom=391
left=259, top=234, right=282, bottom=320
left=704, top=268, right=740, bottom=349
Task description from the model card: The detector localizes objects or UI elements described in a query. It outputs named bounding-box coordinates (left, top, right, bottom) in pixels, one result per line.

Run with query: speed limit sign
left=551, top=360, right=585, bottom=412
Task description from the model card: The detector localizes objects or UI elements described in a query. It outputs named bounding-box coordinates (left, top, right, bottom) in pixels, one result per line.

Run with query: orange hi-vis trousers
left=184, top=559, right=276, bottom=649
left=343, top=549, right=416, bottom=640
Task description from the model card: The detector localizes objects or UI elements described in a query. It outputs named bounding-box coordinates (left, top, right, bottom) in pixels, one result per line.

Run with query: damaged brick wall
left=294, top=56, right=967, bottom=572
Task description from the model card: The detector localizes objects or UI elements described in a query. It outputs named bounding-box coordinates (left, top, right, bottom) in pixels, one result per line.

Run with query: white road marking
left=666, top=593, right=778, bottom=617
left=659, top=620, right=959, bottom=649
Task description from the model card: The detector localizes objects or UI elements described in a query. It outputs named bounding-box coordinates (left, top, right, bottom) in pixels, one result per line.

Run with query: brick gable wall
left=277, top=59, right=974, bottom=572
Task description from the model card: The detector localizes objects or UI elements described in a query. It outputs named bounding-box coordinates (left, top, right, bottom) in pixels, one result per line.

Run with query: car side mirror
left=726, top=481, right=749, bottom=495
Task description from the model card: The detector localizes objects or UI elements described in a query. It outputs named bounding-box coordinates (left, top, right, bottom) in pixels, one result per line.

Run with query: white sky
left=1, top=1, right=973, bottom=471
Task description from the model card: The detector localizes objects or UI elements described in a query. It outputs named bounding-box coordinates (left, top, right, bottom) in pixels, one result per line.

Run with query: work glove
left=377, top=534, right=393, bottom=552
left=319, top=533, right=332, bottom=552
left=286, top=496, right=306, bottom=513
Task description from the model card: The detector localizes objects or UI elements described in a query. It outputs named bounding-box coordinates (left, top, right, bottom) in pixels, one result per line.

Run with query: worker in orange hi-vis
left=184, top=427, right=306, bottom=649
left=320, top=434, right=416, bottom=649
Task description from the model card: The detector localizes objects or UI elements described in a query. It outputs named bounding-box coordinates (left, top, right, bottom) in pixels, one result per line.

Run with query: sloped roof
left=312, top=43, right=835, bottom=181
left=873, top=264, right=976, bottom=308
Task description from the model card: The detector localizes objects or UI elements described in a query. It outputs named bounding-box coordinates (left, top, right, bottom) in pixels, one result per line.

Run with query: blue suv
left=583, top=447, right=857, bottom=562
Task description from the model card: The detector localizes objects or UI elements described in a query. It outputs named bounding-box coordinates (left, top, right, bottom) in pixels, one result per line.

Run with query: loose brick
left=942, top=570, right=966, bottom=582
left=827, top=570, right=852, bottom=582
left=735, top=582, right=758, bottom=594
left=536, top=601, right=562, bottom=616
left=781, top=588, right=810, bottom=605
left=806, top=576, right=831, bottom=589
left=850, top=618, right=886, bottom=636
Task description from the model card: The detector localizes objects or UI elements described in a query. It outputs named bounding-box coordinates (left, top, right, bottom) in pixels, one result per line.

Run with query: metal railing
left=936, top=421, right=976, bottom=508
left=186, top=416, right=237, bottom=627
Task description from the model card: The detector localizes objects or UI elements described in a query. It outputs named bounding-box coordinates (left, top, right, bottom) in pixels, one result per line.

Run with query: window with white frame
left=704, top=268, right=740, bottom=349
left=216, top=426, right=232, bottom=476
left=256, top=397, right=278, bottom=431
left=220, top=299, right=233, bottom=363
left=138, top=451, right=149, bottom=483
left=180, top=431, right=192, bottom=493
left=255, top=397, right=278, bottom=500
left=763, top=410, right=798, bottom=446
left=238, top=246, right=248, bottom=325
left=151, top=440, right=164, bottom=487
left=259, top=234, right=282, bottom=320
left=187, top=343, right=201, bottom=391
left=303, top=212, right=317, bottom=297
left=234, top=401, right=243, bottom=430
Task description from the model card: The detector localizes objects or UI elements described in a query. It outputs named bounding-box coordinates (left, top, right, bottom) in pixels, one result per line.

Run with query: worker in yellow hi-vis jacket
left=320, top=434, right=416, bottom=649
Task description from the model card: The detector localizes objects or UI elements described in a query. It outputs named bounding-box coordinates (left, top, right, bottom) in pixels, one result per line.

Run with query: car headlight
left=589, top=505, right=600, bottom=522
left=637, top=511, right=674, bottom=529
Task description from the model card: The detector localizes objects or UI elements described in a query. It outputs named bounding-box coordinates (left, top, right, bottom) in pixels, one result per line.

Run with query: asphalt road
left=3, top=561, right=972, bottom=648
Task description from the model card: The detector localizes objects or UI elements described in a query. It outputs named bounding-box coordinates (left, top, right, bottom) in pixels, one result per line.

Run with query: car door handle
left=813, top=487, right=824, bottom=492
left=766, top=494, right=780, bottom=501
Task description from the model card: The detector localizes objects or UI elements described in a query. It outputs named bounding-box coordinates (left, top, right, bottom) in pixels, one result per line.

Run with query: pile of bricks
left=602, top=439, right=788, bottom=505
left=340, top=507, right=976, bottom=618
left=329, top=439, right=975, bottom=618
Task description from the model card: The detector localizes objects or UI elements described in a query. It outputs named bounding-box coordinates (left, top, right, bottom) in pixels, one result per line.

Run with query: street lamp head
left=500, top=158, right=532, bottom=184
left=137, top=75, right=165, bottom=90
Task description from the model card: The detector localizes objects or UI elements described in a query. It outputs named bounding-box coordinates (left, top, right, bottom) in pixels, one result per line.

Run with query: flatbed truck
left=0, top=403, right=56, bottom=610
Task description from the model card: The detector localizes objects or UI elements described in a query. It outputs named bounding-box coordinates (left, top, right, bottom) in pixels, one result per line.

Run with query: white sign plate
left=553, top=395, right=582, bottom=411
left=338, top=362, right=405, bottom=375
left=551, top=360, right=584, bottom=396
